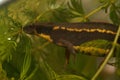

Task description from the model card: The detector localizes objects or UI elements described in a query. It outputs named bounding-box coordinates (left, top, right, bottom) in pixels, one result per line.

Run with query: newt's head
left=23, top=23, right=36, bottom=34
left=23, top=23, right=53, bottom=35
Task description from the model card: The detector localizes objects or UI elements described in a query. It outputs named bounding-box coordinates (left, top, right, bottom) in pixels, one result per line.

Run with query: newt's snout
left=23, top=24, right=36, bottom=34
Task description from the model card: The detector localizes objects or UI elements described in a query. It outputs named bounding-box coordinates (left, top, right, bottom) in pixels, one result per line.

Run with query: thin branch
left=91, top=25, right=120, bottom=80
left=82, top=4, right=108, bottom=21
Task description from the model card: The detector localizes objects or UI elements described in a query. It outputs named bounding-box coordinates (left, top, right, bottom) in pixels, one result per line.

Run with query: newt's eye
left=23, top=24, right=35, bottom=34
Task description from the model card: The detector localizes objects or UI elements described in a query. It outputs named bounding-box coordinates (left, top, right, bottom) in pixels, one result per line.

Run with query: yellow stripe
left=73, top=46, right=109, bottom=56
left=53, top=26, right=116, bottom=35
left=38, top=33, right=53, bottom=42
left=61, top=27, right=66, bottom=30
left=53, top=26, right=60, bottom=30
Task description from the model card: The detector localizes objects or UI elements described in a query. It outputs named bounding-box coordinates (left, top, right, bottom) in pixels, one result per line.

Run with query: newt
left=23, top=22, right=120, bottom=64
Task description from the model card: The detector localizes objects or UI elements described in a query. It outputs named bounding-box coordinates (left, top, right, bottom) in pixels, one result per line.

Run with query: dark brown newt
left=23, top=22, right=120, bottom=64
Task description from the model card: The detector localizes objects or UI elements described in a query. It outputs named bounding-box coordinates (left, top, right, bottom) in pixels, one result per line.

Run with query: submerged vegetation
left=0, top=0, right=120, bottom=80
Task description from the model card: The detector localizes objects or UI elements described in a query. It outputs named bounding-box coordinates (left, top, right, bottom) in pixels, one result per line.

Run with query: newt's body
left=24, top=22, right=120, bottom=64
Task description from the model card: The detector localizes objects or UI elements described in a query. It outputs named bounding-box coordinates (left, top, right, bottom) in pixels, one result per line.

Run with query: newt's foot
left=57, top=39, right=77, bottom=67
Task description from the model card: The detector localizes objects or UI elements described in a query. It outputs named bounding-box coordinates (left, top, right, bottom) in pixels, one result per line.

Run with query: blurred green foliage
left=0, top=0, right=120, bottom=80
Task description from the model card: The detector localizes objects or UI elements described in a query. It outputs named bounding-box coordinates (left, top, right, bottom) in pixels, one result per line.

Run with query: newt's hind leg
left=65, top=47, right=76, bottom=65
left=57, top=39, right=77, bottom=66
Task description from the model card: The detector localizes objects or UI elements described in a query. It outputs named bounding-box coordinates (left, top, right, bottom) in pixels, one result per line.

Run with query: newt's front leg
left=56, top=39, right=77, bottom=66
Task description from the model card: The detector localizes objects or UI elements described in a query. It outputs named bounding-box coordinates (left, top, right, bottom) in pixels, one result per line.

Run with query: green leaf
left=68, top=0, right=84, bottom=15
left=109, top=4, right=120, bottom=25
left=0, top=63, right=8, bottom=80
left=19, top=34, right=32, bottom=80
left=67, top=0, right=86, bottom=22
left=99, top=0, right=117, bottom=12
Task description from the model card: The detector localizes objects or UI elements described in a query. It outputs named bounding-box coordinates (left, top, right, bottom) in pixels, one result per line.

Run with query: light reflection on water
left=0, top=0, right=10, bottom=5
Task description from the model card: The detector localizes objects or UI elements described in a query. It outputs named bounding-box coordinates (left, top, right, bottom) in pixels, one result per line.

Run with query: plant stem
left=91, top=25, right=120, bottom=80
left=83, top=4, right=107, bottom=21
left=33, top=11, right=48, bottom=22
